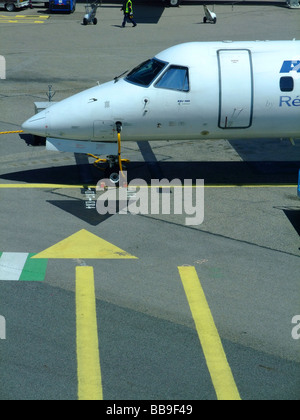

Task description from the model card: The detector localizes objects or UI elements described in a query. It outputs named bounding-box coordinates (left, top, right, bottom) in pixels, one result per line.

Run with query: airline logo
left=280, top=60, right=300, bottom=73
left=279, top=59, right=300, bottom=107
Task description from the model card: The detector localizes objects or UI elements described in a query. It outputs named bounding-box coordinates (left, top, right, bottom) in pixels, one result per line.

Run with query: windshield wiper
left=114, top=70, right=129, bottom=83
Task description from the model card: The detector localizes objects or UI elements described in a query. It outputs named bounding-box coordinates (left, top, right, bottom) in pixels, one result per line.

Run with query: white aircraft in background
left=22, top=40, right=300, bottom=181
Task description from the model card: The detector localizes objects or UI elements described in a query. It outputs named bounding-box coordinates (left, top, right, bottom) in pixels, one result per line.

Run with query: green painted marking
left=19, top=253, right=48, bottom=282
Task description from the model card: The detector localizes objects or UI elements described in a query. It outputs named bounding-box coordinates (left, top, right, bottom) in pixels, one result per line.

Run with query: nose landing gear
left=87, top=154, right=130, bottom=185
left=88, top=121, right=129, bottom=185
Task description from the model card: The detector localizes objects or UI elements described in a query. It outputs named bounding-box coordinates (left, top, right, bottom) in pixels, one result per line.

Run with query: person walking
left=121, top=0, right=137, bottom=28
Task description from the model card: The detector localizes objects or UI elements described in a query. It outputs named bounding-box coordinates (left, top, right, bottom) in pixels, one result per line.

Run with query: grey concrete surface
left=0, top=1, right=299, bottom=400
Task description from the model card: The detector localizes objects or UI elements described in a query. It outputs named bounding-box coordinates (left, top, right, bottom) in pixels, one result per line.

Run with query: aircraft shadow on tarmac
left=279, top=208, right=300, bottom=237
left=101, top=0, right=287, bottom=28
left=107, top=3, right=165, bottom=26
left=47, top=199, right=112, bottom=226
left=182, top=1, right=288, bottom=7
left=1, top=160, right=299, bottom=185
left=133, top=4, right=165, bottom=24
left=1, top=160, right=299, bottom=226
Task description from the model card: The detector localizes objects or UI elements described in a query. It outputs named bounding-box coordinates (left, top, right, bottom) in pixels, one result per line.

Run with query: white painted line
left=0, top=253, right=28, bottom=281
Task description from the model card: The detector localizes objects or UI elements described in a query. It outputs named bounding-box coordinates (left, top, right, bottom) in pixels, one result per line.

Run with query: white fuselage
left=22, top=41, right=300, bottom=149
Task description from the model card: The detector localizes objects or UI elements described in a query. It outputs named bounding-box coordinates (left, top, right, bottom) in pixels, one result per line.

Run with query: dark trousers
left=122, top=13, right=137, bottom=27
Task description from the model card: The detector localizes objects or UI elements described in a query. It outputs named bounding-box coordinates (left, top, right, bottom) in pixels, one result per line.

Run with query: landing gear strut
left=105, top=155, right=125, bottom=185
left=88, top=122, right=130, bottom=186
left=88, top=154, right=130, bottom=185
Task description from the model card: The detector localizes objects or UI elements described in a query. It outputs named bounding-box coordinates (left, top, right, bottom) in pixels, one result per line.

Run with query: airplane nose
left=22, top=112, right=47, bottom=137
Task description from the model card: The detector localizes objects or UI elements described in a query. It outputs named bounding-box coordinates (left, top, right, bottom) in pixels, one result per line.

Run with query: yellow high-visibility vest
left=125, top=0, right=133, bottom=14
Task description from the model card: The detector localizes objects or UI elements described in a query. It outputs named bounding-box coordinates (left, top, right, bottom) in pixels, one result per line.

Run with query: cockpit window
left=155, top=66, right=190, bottom=92
left=125, top=58, right=167, bottom=87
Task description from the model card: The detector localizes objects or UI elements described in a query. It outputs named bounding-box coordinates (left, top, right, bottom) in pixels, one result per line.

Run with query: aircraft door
left=218, top=49, right=253, bottom=129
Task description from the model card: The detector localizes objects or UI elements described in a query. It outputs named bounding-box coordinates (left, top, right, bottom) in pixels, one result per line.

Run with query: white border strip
left=0, top=253, right=28, bottom=281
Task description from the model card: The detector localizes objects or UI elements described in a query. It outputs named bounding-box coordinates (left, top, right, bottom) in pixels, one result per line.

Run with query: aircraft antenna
left=47, top=85, right=56, bottom=102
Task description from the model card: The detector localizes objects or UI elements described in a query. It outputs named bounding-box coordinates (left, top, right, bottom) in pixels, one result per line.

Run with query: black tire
left=105, top=167, right=120, bottom=187
left=109, top=172, right=120, bottom=185
left=5, top=3, right=15, bottom=11
left=168, top=0, right=181, bottom=7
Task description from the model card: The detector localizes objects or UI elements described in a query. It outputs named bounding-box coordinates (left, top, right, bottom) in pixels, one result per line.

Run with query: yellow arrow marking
left=32, top=229, right=138, bottom=259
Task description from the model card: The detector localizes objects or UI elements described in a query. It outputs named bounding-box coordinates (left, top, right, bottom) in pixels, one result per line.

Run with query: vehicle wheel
left=168, top=0, right=181, bottom=7
left=5, top=3, right=15, bottom=11
left=109, top=171, right=120, bottom=185
left=213, top=18, right=217, bottom=24
left=203, top=17, right=207, bottom=23
left=93, top=18, right=97, bottom=25
left=83, top=18, right=88, bottom=25
left=105, top=167, right=120, bottom=186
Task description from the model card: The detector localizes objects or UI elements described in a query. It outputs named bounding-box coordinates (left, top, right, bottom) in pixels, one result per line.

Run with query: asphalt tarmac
left=0, top=1, right=299, bottom=401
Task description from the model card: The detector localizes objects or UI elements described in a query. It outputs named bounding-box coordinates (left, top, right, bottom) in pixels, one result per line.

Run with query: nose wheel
left=106, top=156, right=121, bottom=184
left=105, top=155, right=130, bottom=185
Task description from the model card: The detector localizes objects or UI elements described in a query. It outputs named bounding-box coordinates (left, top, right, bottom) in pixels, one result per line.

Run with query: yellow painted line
left=0, top=20, right=46, bottom=24
left=0, top=184, right=83, bottom=189
left=0, top=15, right=49, bottom=24
left=76, top=266, right=103, bottom=400
left=129, top=185, right=297, bottom=189
left=203, top=184, right=290, bottom=188
left=200, top=185, right=297, bottom=189
left=0, top=183, right=296, bottom=189
left=17, top=15, right=49, bottom=18
left=179, top=266, right=241, bottom=401
left=0, top=15, right=49, bottom=19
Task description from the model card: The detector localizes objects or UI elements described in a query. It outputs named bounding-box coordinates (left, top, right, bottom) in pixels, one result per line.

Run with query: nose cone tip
left=22, top=114, right=46, bottom=137
left=21, top=120, right=30, bottom=132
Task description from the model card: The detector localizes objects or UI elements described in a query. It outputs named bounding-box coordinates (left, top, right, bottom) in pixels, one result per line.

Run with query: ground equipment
left=83, top=0, right=101, bottom=25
